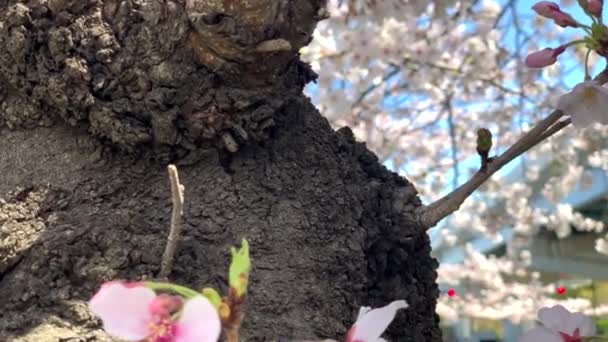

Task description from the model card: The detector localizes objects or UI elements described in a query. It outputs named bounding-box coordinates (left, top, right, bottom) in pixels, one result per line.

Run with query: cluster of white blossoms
left=303, top=0, right=608, bottom=324
left=436, top=245, right=605, bottom=324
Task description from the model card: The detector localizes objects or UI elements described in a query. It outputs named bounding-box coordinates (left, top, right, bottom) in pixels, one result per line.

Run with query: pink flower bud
left=588, top=0, right=603, bottom=17
left=525, top=46, right=566, bottom=68
left=532, top=1, right=561, bottom=18
left=532, top=1, right=579, bottom=27
left=552, top=11, right=578, bottom=27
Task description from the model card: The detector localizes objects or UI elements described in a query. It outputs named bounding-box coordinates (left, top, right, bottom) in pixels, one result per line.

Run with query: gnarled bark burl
left=0, top=1, right=441, bottom=341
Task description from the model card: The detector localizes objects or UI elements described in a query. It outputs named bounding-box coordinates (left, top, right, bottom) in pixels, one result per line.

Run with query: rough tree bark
left=0, top=1, right=441, bottom=341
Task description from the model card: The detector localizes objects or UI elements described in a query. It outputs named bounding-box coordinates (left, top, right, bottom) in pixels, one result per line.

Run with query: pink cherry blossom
left=525, top=46, right=565, bottom=68
left=149, top=294, right=184, bottom=316
left=89, top=282, right=221, bottom=342
left=345, top=300, right=408, bottom=342
left=520, top=305, right=596, bottom=342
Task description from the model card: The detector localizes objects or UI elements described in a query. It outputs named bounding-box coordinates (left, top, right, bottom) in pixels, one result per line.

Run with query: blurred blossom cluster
left=436, top=246, right=606, bottom=324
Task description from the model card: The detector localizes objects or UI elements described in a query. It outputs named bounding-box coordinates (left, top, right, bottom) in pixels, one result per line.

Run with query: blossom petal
left=88, top=282, right=155, bottom=340
left=568, top=312, right=596, bottom=336
left=519, top=326, right=562, bottom=342
left=538, top=305, right=571, bottom=332
left=175, top=296, right=221, bottom=342
left=557, top=81, right=608, bottom=127
left=356, top=306, right=373, bottom=321
left=537, top=305, right=596, bottom=337
left=348, top=300, right=408, bottom=342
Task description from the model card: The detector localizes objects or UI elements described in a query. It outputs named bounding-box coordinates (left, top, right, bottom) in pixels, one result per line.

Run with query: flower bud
left=532, top=2, right=579, bottom=27
left=552, top=11, right=578, bottom=27
left=589, top=0, right=603, bottom=17
left=532, top=1, right=561, bottom=17
left=476, top=128, right=493, bottom=154
left=525, top=46, right=566, bottom=68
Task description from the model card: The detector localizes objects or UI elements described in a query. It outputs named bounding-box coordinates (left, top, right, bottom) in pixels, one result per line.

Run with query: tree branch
left=418, top=109, right=567, bottom=228
left=419, top=67, right=608, bottom=229
left=352, top=66, right=401, bottom=107
left=159, top=165, right=185, bottom=278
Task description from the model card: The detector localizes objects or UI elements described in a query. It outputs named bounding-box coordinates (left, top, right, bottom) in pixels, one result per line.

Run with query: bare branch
left=418, top=109, right=566, bottom=228
left=352, top=66, right=401, bottom=107
left=159, top=164, right=185, bottom=278
left=419, top=66, right=608, bottom=229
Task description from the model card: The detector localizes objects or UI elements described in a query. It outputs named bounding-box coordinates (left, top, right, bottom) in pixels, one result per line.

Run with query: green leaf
left=202, top=287, right=222, bottom=309
left=229, top=238, right=251, bottom=298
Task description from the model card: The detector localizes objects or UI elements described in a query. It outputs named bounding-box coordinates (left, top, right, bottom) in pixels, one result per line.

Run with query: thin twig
left=530, top=118, right=572, bottom=151
left=418, top=110, right=566, bottom=228
left=159, top=165, right=185, bottom=278
left=420, top=115, right=572, bottom=228
left=423, top=108, right=564, bottom=217
left=352, top=66, right=401, bottom=107
left=419, top=67, right=608, bottom=228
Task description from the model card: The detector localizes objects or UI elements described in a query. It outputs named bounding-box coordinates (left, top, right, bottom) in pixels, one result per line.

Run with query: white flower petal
left=356, top=306, right=373, bottom=321
left=537, top=305, right=571, bottom=332
left=349, top=300, right=408, bottom=342
left=88, top=282, right=155, bottom=340
left=536, top=305, right=596, bottom=337
left=569, top=312, right=596, bottom=336
left=175, top=296, right=221, bottom=342
left=557, top=81, right=608, bottom=127
left=519, top=326, right=561, bottom=342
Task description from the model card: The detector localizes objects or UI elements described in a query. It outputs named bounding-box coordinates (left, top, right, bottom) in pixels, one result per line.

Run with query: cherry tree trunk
left=0, top=1, right=441, bottom=341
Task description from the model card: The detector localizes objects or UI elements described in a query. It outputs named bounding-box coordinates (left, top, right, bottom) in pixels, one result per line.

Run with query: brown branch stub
left=159, top=164, right=185, bottom=278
